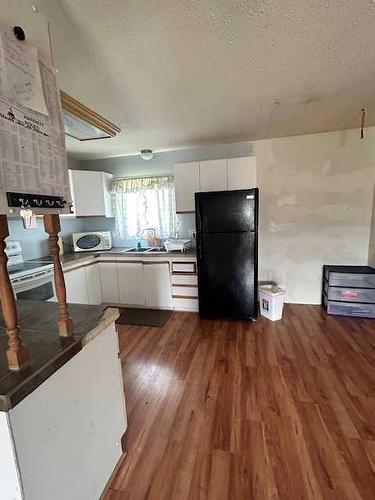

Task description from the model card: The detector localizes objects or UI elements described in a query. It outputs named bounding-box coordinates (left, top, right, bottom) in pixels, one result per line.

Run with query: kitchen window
left=111, top=175, right=177, bottom=240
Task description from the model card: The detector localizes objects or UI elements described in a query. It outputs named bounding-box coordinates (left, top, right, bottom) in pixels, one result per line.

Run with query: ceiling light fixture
left=140, top=149, right=153, bottom=160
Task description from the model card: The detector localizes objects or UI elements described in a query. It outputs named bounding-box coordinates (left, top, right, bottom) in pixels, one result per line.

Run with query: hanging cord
left=360, top=108, right=366, bottom=139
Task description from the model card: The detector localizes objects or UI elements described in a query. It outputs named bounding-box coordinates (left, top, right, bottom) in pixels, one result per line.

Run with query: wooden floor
left=105, top=305, right=375, bottom=500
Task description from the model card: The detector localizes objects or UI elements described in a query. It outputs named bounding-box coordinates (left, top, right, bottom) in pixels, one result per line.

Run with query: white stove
left=6, top=241, right=56, bottom=301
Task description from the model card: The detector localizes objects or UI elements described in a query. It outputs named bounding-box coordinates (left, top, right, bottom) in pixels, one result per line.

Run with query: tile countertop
left=53, top=247, right=197, bottom=270
left=0, top=301, right=119, bottom=412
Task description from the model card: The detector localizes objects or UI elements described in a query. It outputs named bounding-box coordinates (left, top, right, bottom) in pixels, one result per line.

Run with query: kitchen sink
left=122, top=247, right=167, bottom=253
left=147, top=247, right=167, bottom=253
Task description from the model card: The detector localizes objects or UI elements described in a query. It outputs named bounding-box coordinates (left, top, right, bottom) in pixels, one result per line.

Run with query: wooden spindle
left=0, top=215, right=30, bottom=370
left=44, top=214, right=73, bottom=336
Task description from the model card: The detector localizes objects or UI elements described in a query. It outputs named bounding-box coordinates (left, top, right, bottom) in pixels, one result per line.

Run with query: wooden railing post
left=0, top=215, right=30, bottom=370
left=44, top=214, right=73, bottom=336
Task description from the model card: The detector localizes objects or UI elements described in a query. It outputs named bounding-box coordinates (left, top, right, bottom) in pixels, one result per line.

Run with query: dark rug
left=116, top=307, right=173, bottom=327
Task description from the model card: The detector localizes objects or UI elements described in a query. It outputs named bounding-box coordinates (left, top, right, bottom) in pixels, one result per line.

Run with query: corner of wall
left=368, top=183, right=375, bottom=267
left=67, top=157, right=81, bottom=171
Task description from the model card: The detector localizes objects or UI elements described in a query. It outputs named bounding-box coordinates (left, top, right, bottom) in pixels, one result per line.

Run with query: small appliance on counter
left=72, top=231, right=112, bottom=252
left=163, top=238, right=192, bottom=252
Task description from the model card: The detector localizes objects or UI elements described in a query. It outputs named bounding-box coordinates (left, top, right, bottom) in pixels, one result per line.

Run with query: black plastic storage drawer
left=324, top=265, right=375, bottom=288
left=323, top=295, right=375, bottom=318
left=323, top=282, right=375, bottom=303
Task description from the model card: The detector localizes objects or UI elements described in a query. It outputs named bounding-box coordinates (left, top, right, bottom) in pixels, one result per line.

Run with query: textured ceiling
left=57, top=0, right=375, bottom=159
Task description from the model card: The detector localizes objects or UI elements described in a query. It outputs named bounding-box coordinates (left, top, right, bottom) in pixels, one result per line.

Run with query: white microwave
left=72, top=231, right=112, bottom=252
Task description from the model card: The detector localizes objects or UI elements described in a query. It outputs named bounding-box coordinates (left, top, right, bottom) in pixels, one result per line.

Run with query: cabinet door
left=103, top=172, right=113, bottom=217
left=64, top=267, right=89, bottom=304
left=199, top=159, right=227, bottom=192
left=117, top=263, right=145, bottom=306
left=227, top=156, right=257, bottom=190
left=144, top=262, right=172, bottom=309
left=69, top=170, right=106, bottom=216
left=173, top=162, right=200, bottom=212
left=99, top=262, right=119, bottom=303
left=85, top=263, right=102, bottom=305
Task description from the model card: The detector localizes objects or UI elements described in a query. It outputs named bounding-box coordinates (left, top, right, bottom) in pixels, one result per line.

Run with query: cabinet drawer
left=173, top=297, right=199, bottom=312
left=171, top=274, right=198, bottom=286
left=324, top=282, right=375, bottom=303
left=172, top=285, right=198, bottom=298
left=323, top=295, right=375, bottom=318
left=171, top=262, right=196, bottom=273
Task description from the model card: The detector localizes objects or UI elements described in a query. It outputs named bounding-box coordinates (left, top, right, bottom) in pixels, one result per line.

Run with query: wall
left=7, top=217, right=114, bottom=260
left=369, top=185, right=375, bottom=267
left=77, top=142, right=254, bottom=177
left=256, top=127, right=375, bottom=304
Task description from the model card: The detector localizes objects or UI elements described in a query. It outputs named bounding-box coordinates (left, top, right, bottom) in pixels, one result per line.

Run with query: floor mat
left=116, top=307, right=173, bottom=327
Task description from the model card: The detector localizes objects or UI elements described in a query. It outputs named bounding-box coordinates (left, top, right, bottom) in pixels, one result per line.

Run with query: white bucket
left=259, top=285, right=286, bottom=321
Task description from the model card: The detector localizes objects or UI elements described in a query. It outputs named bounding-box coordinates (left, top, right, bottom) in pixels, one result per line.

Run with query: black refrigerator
left=195, top=188, right=258, bottom=320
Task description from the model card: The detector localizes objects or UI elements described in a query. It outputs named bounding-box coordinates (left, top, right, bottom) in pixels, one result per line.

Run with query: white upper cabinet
left=173, top=156, right=257, bottom=212
left=173, top=162, right=200, bottom=212
left=227, top=157, right=257, bottom=190
left=199, top=159, right=227, bottom=192
left=69, top=170, right=113, bottom=217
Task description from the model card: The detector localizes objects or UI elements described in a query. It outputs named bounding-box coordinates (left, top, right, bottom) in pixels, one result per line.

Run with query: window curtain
left=111, top=175, right=177, bottom=240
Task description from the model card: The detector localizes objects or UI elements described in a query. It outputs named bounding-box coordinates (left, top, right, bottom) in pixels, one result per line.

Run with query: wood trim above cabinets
left=60, top=91, right=121, bottom=138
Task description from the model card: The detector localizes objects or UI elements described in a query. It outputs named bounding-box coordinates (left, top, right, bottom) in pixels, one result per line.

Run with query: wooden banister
left=44, top=214, right=73, bottom=336
left=0, top=215, right=30, bottom=370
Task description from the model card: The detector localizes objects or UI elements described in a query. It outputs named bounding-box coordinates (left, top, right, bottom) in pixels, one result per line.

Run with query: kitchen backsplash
left=7, top=212, right=195, bottom=260
left=7, top=217, right=114, bottom=260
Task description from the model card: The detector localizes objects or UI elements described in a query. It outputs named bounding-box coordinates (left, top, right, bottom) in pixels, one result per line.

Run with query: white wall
left=369, top=185, right=375, bottom=267
left=256, top=128, right=375, bottom=304
left=31, top=0, right=120, bottom=121
left=0, top=412, right=22, bottom=499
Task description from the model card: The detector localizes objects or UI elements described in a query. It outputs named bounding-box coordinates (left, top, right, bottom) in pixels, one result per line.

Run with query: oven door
left=12, top=269, right=56, bottom=301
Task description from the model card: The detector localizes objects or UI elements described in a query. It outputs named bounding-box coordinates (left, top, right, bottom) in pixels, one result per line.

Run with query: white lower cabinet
left=144, top=262, right=172, bottom=309
left=64, top=267, right=89, bottom=304
left=65, top=257, right=197, bottom=310
left=99, top=262, right=119, bottom=303
left=85, top=263, right=102, bottom=305
left=117, top=262, right=145, bottom=306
